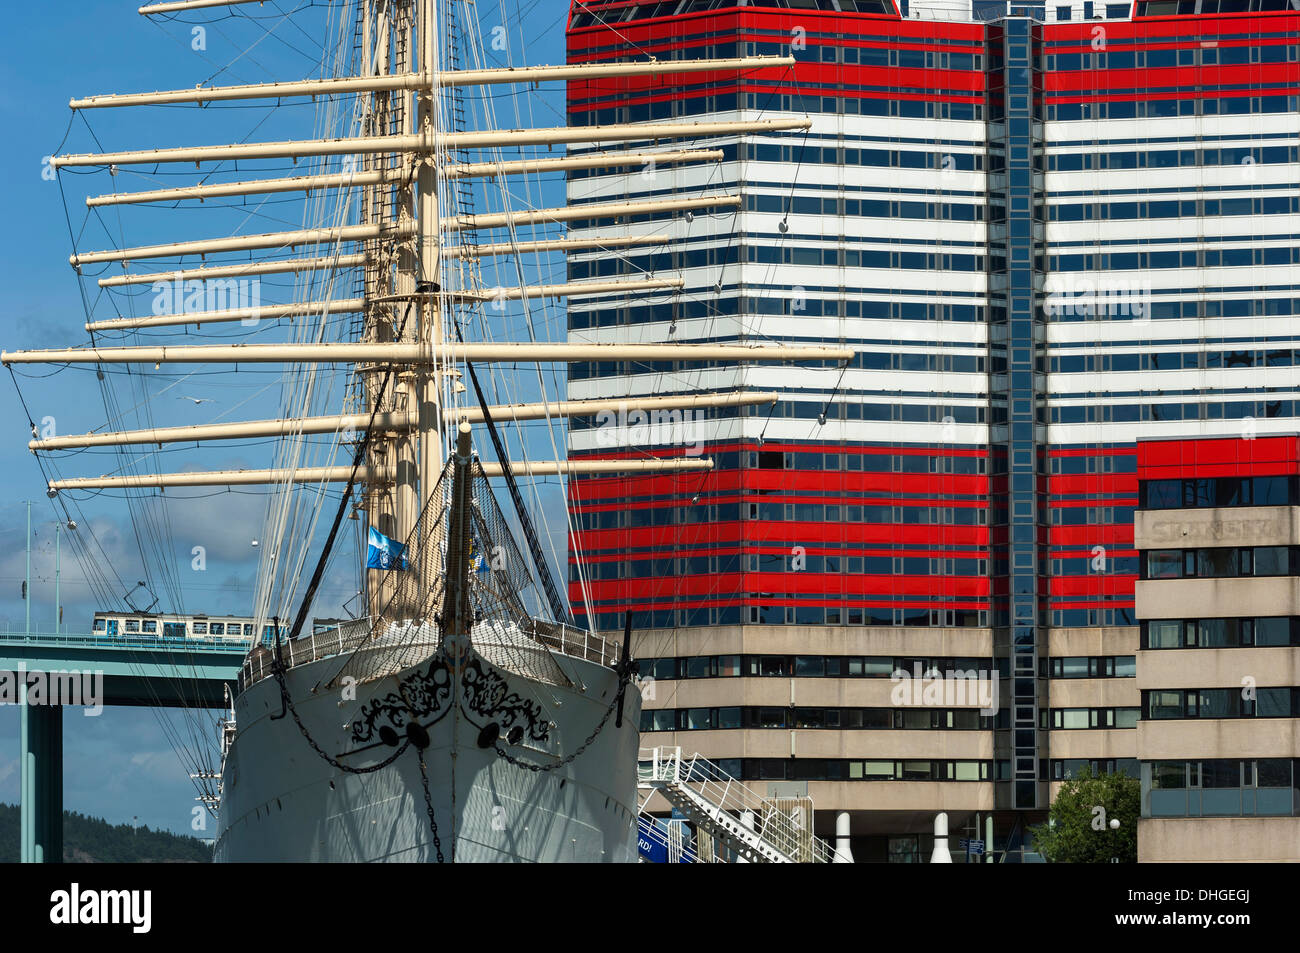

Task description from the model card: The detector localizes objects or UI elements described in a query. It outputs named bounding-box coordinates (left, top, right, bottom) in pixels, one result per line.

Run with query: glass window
left=209, top=622, right=224, bottom=635
left=1197, top=549, right=1239, bottom=578
left=1253, top=476, right=1291, bottom=505
left=1147, top=691, right=1184, bottom=719
left=1255, top=618, right=1291, bottom=647
left=687, top=708, right=712, bottom=730
left=717, top=707, right=742, bottom=730
left=1255, top=759, right=1293, bottom=815
left=685, top=656, right=711, bottom=679
left=1144, top=480, right=1181, bottom=508
left=1147, top=551, right=1183, bottom=578
left=794, top=656, right=824, bottom=677
left=1253, top=547, right=1289, bottom=576
left=93, top=618, right=107, bottom=632
left=1256, top=688, right=1292, bottom=718
left=1147, top=620, right=1182, bottom=648
left=1059, top=709, right=1091, bottom=729
left=1059, top=657, right=1090, bottom=678
left=124, top=619, right=141, bottom=633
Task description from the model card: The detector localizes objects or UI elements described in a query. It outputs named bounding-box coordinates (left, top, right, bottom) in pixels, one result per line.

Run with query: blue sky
left=0, top=1, right=573, bottom=836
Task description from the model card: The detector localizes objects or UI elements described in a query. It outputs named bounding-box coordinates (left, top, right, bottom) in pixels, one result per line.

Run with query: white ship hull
left=213, top=645, right=641, bottom=862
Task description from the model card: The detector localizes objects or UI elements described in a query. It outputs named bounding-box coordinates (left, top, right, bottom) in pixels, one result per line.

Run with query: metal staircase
left=638, top=746, right=835, bottom=863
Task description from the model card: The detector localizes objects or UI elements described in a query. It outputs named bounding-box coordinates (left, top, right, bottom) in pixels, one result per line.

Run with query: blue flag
left=468, top=536, right=488, bottom=574
left=366, top=526, right=408, bottom=571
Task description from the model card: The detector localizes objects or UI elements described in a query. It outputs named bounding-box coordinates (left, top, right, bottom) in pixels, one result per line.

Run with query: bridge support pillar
left=20, top=702, right=63, bottom=863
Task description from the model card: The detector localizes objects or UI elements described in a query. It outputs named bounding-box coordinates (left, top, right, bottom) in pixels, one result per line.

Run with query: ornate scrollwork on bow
left=460, top=655, right=550, bottom=743
left=350, top=654, right=453, bottom=744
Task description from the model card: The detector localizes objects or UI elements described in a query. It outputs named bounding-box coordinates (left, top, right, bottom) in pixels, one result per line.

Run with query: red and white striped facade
left=562, top=0, right=1300, bottom=853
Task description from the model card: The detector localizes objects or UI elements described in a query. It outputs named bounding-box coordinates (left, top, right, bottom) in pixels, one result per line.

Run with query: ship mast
left=4, top=0, right=856, bottom=639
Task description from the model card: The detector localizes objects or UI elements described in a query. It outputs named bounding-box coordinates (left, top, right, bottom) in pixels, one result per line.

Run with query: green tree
left=1030, top=766, right=1139, bottom=863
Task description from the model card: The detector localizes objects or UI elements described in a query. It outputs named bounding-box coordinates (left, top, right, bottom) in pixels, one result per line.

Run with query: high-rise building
left=563, top=0, right=1300, bottom=860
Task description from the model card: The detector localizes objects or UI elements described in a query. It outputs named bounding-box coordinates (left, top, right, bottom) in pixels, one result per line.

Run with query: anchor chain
left=417, top=755, right=447, bottom=863
left=492, top=692, right=619, bottom=773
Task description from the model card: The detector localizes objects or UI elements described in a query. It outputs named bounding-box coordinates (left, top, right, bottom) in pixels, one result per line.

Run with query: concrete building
left=561, top=0, right=1300, bottom=860
left=1134, top=434, right=1300, bottom=862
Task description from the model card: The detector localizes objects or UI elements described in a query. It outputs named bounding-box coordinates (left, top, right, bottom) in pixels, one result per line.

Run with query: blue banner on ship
left=366, top=526, right=409, bottom=571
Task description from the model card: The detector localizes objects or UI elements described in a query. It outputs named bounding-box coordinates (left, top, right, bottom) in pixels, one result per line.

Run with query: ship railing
left=237, top=615, right=621, bottom=691
left=639, top=746, right=836, bottom=864
left=238, top=618, right=373, bottom=692
left=531, top=620, right=620, bottom=669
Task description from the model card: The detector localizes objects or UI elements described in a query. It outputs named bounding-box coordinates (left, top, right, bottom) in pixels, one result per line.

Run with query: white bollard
left=833, top=811, right=854, bottom=863
left=930, top=812, right=952, bottom=863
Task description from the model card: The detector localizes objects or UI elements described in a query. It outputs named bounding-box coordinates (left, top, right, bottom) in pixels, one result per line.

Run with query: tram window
left=93, top=618, right=107, bottom=633
left=244, top=624, right=254, bottom=636
left=164, top=622, right=186, bottom=638
left=142, top=620, right=157, bottom=634
left=125, top=620, right=141, bottom=633
left=210, top=623, right=225, bottom=635
left=193, top=622, right=208, bottom=635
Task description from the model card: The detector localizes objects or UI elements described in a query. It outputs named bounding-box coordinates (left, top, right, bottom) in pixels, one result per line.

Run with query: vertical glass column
left=990, top=16, right=1044, bottom=812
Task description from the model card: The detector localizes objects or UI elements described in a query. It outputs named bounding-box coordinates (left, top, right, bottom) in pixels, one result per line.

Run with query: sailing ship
left=3, top=0, right=849, bottom=861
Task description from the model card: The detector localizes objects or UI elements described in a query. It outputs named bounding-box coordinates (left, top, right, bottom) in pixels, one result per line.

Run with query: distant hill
left=0, top=804, right=212, bottom=863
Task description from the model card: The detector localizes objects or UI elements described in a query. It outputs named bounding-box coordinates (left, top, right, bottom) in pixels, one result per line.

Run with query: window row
left=1047, top=95, right=1296, bottom=122
left=1144, top=687, right=1300, bottom=719
left=1049, top=246, right=1300, bottom=272
left=743, top=605, right=987, bottom=627
left=1047, top=44, right=1297, bottom=71
left=1142, top=617, right=1300, bottom=650
left=1050, top=556, right=1140, bottom=576
left=1046, top=144, right=1297, bottom=172
left=636, top=654, right=995, bottom=681
left=1145, top=759, right=1299, bottom=818
left=1140, top=475, right=1296, bottom=510
left=566, top=296, right=990, bottom=329
left=1048, top=655, right=1137, bottom=678
left=752, top=450, right=987, bottom=475
left=1143, top=546, right=1298, bottom=580
left=1049, top=707, right=1140, bottom=729
left=584, top=605, right=992, bottom=632
left=1049, top=454, right=1136, bottom=475
left=573, top=501, right=991, bottom=533
left=1051, top=195, right=1299, bottom=223
left=748, top=144, right=986, bottom=171
left=571, top=94, right=988, bottom=127
left=1049, top=505, right=1136, bottom=527
left=748, top=194, right=986, bottom=222
left=640, top=705, right=989, bottom=733
left=1051, top=400, right=1297, bottom=425
left=1052, top=349, right=1300, bottom=374
left=1052, top=607, right=1138, bottom=628
left=682, top=758, right=998, bottom=783
left=1052, top=758, right=1139, bottom=780
left=1052, top=296, right=1300, bottom=323
left=747, top=245, right=987, bottom=272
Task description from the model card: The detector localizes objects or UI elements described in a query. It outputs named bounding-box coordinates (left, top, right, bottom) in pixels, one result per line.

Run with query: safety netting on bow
left=329, top=458, right=594, bottom=689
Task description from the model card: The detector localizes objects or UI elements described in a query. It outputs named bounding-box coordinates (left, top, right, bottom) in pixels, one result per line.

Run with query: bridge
left=0, top=625, right=248, bottom=863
